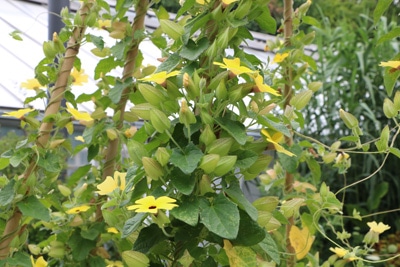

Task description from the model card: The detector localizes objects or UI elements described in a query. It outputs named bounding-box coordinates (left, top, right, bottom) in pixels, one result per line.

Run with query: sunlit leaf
left=289, top=225, right=314, bottom=260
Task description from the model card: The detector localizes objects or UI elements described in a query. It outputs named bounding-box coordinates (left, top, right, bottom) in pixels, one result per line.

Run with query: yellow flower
left=329, top=247, right=357, bottom=261
left=96, top=171, right=127, bottom=195
left=124, top=126, right=137, bottom=138
left=127, top=196, right=178, bottom=213
left=75, top=136, right=85, bottom=142
left=367, top=221, right=390, bottom=234
left=222, top=0, right=239, bottom=4
left=70, top=67, right=88, bottom=86
left=105, top=260, right=124, bottom=267
left=261, top=129, right=295, bottom=157
left=21, top=78, right=44, bottom=90
left=107, top=227, right=119, bottom=234
left=98, top=19, right=111, bottom=29
left=273, top=52, right=289, bottom=63
left=2, top=108, right=35, bottom=119
left=31, top=255, right=48, bottom=267
left=213, top=58, right=255, bottom=76
left=66, top=205, right=91, bottom=214
left=379, top=61, right=400, bottom=69
left=253, top=74, right=280, bottom=96
left=139, top=70, right=180, bottom=85
left=66, top=103, right=93, bottom=123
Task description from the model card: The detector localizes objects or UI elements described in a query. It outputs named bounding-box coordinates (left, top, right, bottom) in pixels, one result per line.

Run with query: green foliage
left=1, top=0, right=400, bottom=266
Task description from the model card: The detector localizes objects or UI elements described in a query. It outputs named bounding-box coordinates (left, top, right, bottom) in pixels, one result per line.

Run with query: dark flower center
left=149, top=206, right=157, bottom=209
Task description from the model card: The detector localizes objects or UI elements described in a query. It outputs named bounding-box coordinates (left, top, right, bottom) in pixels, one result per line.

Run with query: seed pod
left=235, top=0, right=252, bottom=19
left=155, top=147, right=170, bottom=166
left=130, top=103, right=152, bottom=120
left=216, top=79, right=228, bottom=100
left=290, top=89, right=313, bottom=110
left=127, top=140, right=148, bottom=166
left=199, top=154, right=220, bottom=174
left=142, top=157, right=164, bottom=181
left=106, top=128, right=119, bottom=141
left=339, top=109, right=358, bottom=129
left=58, top=184, right=71, bottom=197
left=308, top=81, right=323, bottom=92
left=122, top=251, right=150, bottom=267
left=200, top=125, right=216, bottom=146
left=200, top=109, right=214, bottom=125
left=150, top=109, right=171, bottom=133
left=214, top=155, right=237, bottom=176
left=43, top=41, right=57, bottom=59
left=207, top=137, right=233, bottom=156
left=323, top=152, right=337, bottom=164
left=394, top=91, right=400, bottom=111
left=199, top=174, right=214, bottom=195
left=138, top=83, right=166, bottom=107
left=383, top=98, right=397, bottom=118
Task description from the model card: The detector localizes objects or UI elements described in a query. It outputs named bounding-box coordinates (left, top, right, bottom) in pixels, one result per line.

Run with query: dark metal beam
left=48, top=0, right=70, bottom=40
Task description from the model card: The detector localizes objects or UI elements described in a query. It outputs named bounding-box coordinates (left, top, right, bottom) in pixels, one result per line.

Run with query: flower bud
left=124, top=126, right=137, bottom=138
left=48, top=241, right=65, bottom=258
left=199, top=174, right=214, bottom=195
left=179, top=99, right=196, bottom=127
left=207, top=137, right=233, bottom=156
left=383, top=98, right=397, bottom=118
left=138, top=83, right=166, bottom=107
left=339, top=109, right=358, bottom=129
left=58, top=184, right=72, bottom=197
left=290, top=89, right=313, bottom=110
left=214, top=155, right=237, bottom=176
left=200, top=109, right=214, bottom=125
left=200, top=125, right=216, bottom=146
left=43, top=41, right=57, bottom=59
left=106, top=128, right=119, bottom=141
left=74, top=183, right=87, bottom=198
left=127, top=140, right=149, bottom=165
left=234, top=0, right=252, bottom=19
left=155, top=147, right=170, bottom=166
left=199, top=154, right=220, bottom=174
left=216, top=79, right=228, bottom=100
left=323, top=153, right=337, bottom=164
left=142, top=157, right=164, bottom=180
left=52, top=32, right=65, bottom=53
left=150, top=109, right=171, bottom=133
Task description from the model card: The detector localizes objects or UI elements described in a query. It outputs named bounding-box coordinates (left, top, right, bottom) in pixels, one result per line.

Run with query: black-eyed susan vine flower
left=213, top=57, right=255, bottom=76
left=105, top=259, right=123, bottom=267
left=21, top=78, right=44, bottom=90
left=66, top=103, right=93, bottom=124
left=97, top=19, right=111, bottom=29
left=65, top=205, right=91, bottom=215
left=139, top=70, right=180, bottom=85
left=70, top=67, right=88, bottom=86
left=261, top=129, right=295, bottom=157
left=107, top=227, right=119, bottom=234
left=329, top=247, right=358, bottom=261
left=2, top=108, right=35, bottom=119
left=30, top=255, right=48, bottom=267
left=363, top=221, right=391, bottom=244
left=379, top=60, right=400, bottom=70
left=127, top=196, right=178, bottom=214
left=252, top=73, right=280, bottom=96
left=96, top=171, right=127, bottom=196
left=273, top=52, right=289, bottom=63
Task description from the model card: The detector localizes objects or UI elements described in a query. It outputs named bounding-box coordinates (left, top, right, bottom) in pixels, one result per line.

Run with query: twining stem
left=95, top=0, right=147, bottom=221
left=0, top=2, right=92, bottom=259
left=283, top=0, right=296, bottom=266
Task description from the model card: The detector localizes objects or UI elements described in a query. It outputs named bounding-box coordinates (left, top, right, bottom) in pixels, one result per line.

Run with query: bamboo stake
left=283, top=0, right=296, bottom=266
left=95, top=0, right=148, bottom=222
left=0, top=1, right=92, bottom=258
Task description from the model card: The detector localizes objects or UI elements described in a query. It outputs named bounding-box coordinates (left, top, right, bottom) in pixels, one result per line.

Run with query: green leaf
left=17, top=195, right=50, bottom=221
left=5, top=251, right=31, bottom=267
left=389, top=147, right=400, bottom=158
left=110, top=79, right=130, bottom=104
left=0, top=158, right=9, bottom=170
left=68, top=229, right=97, bottom=261
left=306, top=157, right=321, bottom=184
left=87, top=34, right=104, bottom=49
left=255, top=6, right=276, bottom=34
left=9, top=30, right=23, bottom=41
left=224, top=182, right=258, bottom=221
left=373, top=0, right=393, bottom=24
left=37, top=152, right=62, bottom=173
left=258, top=233, right=280, bottom=264
left=232, top=210, right=265, bottom=246
left=177, top=0, right=195, bottom=18
left=94, top=57, right=123, bottom=79
left=170, top=196, right=199, bottom=226
left=170, top=167, right=196, bottom=195
left=156, top=53, right=181, bottom=73
left=302, top=16, right=321, bottom=28
left=280, top=198, right=304, bottom=218
left=368, top=182, right=389, bottom=210
left=224, top=240, right=257, bottom=267
left=81, top=222, right=104, bottom=240
left=215, top=117, right=247, bottom=145
left=170, top=143, right=203, bottom=174
left=0, top=179, right=15, bottom=207
left=133, top=224, right=166, bottom=253
left=67, top=164, right=91, bottom=186
left=180, top=38, right=209, bottom=61
left=257, top=115, right=291, bottom=137
left=377, top=27, right=400, bottom=45
left=232, top=150, right=258, bottom=169
left=200, top=194, right=239, bottom=239
left=122, top=213, right=146, bottom=238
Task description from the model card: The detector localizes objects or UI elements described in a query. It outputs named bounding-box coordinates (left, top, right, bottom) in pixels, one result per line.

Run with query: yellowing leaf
left=289, top=225, right=314, bottom=260
left=223, top=240, right=257, bottom=267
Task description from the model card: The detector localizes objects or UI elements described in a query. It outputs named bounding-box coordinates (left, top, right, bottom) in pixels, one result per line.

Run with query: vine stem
left=282, top=0, right=296, bottom=266
left=0, top=1, right=92, bottom=259
left=95, top=0, right=148, bottom=222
